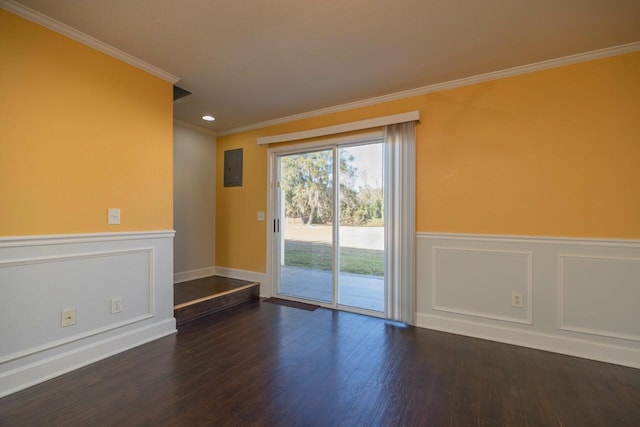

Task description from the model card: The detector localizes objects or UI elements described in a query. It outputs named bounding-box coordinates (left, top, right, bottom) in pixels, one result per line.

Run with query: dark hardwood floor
left=1, top=301, right=639, bottom=426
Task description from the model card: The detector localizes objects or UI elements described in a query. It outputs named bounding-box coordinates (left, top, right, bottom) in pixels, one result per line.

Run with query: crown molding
left=173, top=119, right=218, bottom=137
left=1, top=0, right=179, bottom=84
left=220, top=41, right=640, bottom=136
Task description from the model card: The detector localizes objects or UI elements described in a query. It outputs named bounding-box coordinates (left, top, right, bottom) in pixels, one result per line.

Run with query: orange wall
left=215, top=130, right=270, bottom=272
left=217, top=52, right=640, bottom=273
left=0, top=10, right=173, bottom=236
left=418, top=55, right=640, bottom=237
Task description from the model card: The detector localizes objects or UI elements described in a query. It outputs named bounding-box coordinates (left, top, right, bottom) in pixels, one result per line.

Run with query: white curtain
left=384, top=121, right=416, bottom=324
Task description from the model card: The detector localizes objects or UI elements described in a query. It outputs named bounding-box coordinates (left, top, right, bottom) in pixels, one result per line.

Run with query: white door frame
left=265, top=131, right=385, bottom=316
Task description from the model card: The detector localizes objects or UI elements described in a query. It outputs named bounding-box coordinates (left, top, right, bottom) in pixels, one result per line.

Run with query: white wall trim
left=256, top=111, right=419, bottom=145
left=220, top=42, right=640, bottom=137
left=558, top=325, right=640, bottom=344
left=557, top=254, right=640, bottom=342
left=267, top=131, right=383, bottom=154
left=0, top=0, right=179, bottom=84
left=0, top=230, right=175, bottom=247
left=431, top=247, right=533, bottom=325
left=0, top=319, right=176, bottom=398
left=1, top=247, right=153, bottom=270
left=174, top=266, right=217, bottom=284
left=416, top=313, right=640, bottom=369
left=215, top=267, right=267, bottom=296
left=417, top=232, right=640, bottom=247
left=0, top=315, right=155, bottom=365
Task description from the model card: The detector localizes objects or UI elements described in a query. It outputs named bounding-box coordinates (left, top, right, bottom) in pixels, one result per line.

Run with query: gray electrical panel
left=224, top=148, right=243, bottom=187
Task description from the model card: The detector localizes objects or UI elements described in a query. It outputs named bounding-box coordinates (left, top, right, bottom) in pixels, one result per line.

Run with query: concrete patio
left=279, top=265, right=384, bottom=312
left=278, top=224, right=385, bottom=312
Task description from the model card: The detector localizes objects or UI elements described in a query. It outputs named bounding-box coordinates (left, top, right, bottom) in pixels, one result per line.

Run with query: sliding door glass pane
left=337, top=143, right=385, bottom=312
left=278, top=150, right=334, bottom=303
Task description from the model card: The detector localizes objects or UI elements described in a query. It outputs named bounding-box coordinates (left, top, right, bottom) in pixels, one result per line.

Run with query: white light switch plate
left=108, top=208, right=121, bottom=225
left=257, top=211, right=265, bottom=221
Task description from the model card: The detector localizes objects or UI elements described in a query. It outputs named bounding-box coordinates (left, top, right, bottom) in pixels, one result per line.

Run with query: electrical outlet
left=61, top=308, right=76, bottom=327
left=511, top=292, right=523, bottom=308
left=111, top=297, right=123, bottom=314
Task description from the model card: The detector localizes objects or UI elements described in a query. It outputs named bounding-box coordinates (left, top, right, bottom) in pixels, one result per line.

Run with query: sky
left=341, top=142, right=383, bottom=189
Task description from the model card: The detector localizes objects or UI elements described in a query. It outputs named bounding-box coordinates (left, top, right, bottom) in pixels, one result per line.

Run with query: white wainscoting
left=558, top=255, right=640, bottom=341
left=0, top=231, right=176, bottom=397
left=432, top=247, right=533, bottom=324
left=417, top=233, right=640, bottom=368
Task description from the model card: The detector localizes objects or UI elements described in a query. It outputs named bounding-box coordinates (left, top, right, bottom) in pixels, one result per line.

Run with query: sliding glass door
left=274, top=141, right=385, bottom=314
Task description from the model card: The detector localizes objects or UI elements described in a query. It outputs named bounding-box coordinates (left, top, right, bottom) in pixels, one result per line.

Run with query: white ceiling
left=9, top=0, right=640, bottom=133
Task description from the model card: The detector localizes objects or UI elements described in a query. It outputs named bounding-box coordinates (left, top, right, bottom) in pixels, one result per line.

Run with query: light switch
left=108, top=208, right=121, bottom=225
left=257, top=211, right=265, bottom=221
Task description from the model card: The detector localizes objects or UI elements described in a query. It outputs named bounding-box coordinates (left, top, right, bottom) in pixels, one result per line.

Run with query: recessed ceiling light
left=202, top=115, right=215, bottom=121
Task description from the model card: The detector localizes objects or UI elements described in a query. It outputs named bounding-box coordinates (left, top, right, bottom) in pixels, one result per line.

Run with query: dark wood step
left=174, top=275, right=259, bottom=327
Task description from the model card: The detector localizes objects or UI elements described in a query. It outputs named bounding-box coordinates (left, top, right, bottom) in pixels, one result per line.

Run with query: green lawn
left=284, top=240, right=384, bottom=276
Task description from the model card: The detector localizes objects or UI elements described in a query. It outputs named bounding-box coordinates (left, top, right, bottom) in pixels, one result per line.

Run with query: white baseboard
left=174, top=266, right=217, bottom=284
left=215, top=267, right=268, bottom=297
left=416, top=313, right=640, bottom=369
left=1, top=317, right=176, bottom=398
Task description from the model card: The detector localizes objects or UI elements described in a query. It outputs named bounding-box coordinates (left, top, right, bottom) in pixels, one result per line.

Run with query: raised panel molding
left=0, top=248, right=155, bottom=363
left=417, top=233, right=640, bottom=368
left=0, top=231, right=176, bottom=398
left=558, top=254, right=640, bottom=342
left=431, top=247, right=533, bottom=325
